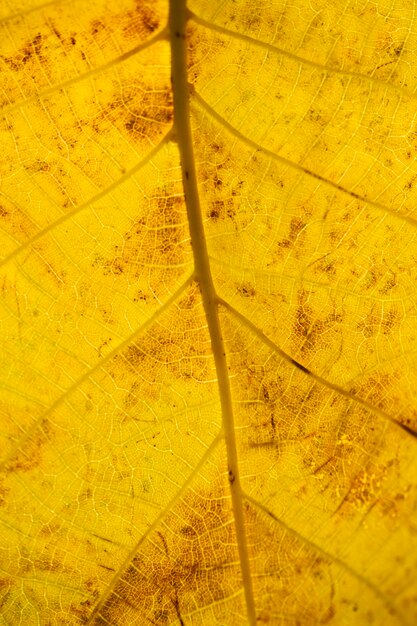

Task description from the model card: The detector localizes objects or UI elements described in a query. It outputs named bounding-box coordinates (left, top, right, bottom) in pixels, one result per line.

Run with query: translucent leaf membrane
left=189, top=0, right=417, bottom=88
left=1, top=1, right=417, bottom=625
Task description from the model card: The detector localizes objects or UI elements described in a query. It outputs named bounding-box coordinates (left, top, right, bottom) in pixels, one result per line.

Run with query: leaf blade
left=1, top=0, right=417, bottom=624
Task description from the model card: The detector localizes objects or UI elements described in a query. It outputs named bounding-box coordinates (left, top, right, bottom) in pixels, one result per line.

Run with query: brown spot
left=7, top=418, right=53, bottom=472
left=186, top=20, right=228, bottom=86
left=177, top=281, right=200, bottom=310
left=48, top=23, right=77, bottom=51
left=207, top=198, right=236, bottom=222
left=6, top=418, right=53, bottom=474
left=24, top=159, right=51, bottom=173
left=97, top=338, right=113, bottom=358
left=90, top=19, right=106, bottom=36
left=100, top=81, right=173, bottom=148
left=116, top=315, right=209, bottom=387
left=97, top=185, right=188, bottom=294
left=292, top=289, right=342, bottom=356
left=90, top=479, right=238, bottom=624
left=298, top=372, right=416, bottom=512
left=307, top=108, right=326, bottom=125
left=108, top=283, right=209, bottom=413
left=0, top=578, right=11, bottom=590
left=3, top=33, right=44, bottom=71
left=352, top=370, right=417, bottom=433
left=311, top=255, right=337, bottom=278
left=302, top=403, right=391, bottom=513
left=195, top=129, right=250, bottom=227
left=244, top=503, right=337, bottom=624
left=357, top=306, right=400, bottom=338
left=123, top=381, right=140, bottom=410
left=237, top=283, right=256, bottom=298
left=358, top=255, right=397, bottom=294
left=40, top=253, right=67, bottom=288
left=33, top=556, right=71, bottom=574
left=377, top=487, right=414, bottom=530
left=180, top=525, right=197, bottom=538
left=379, top=271, right=397, bottom=295
left=392, top=42, right=404, bottom=57
left=122, top=0, right=160, bottom=41
left=40, top=521, right=62, bottom=537
left=50, top=22, right=63, bottom=41
left=70, top=585, right=100, bottom=623
left=0, top=578, right=12, bottom=611
left=278, top=216, right=306, bottom=249
left=0, top=477, right=10, bottom=508
left=226, top=317, right=395, bottom=516
left=225, top=334, right=310, bottom=449
left=133, top=289, right=149, bottom=303
left=123, top=344, right=147, bottom=369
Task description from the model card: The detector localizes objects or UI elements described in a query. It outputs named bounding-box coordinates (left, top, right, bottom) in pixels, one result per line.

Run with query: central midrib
left=169, top=1, right=257, bottom=625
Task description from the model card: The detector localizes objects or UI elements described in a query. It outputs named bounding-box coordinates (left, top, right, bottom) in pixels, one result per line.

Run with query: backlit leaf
left=1, top=0, right=417, bottom=624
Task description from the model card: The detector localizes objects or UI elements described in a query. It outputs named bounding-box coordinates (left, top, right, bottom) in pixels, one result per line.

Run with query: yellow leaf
left=1, top=0, right=417, bottom=624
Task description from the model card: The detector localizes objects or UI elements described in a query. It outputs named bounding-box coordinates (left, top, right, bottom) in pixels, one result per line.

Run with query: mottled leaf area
left=1, top=0, right=417, bottom=625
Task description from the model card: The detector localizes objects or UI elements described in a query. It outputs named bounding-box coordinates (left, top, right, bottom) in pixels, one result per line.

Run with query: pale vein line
left=208, top=253, right=417, bottom=305
left=185, top=588, right=244, bottom=621
left=221, top=298, right=417, bottom=441
left=210, top=252, right=416, bottom=306
left=0, top=562, right=91, bottom=597
left=1, top=27, right=168, bottom=114
left=0, top=130, right=171, bottom=269
left=193, top=90, right=417, bottom=230
left=0, top=274, right=193, bottom=473
left=86, top=432, right=223, bottom=625
left=0, top=0, right=59, bottom=23
left=244, top=494, right=410, bottom=625
left=1, top=456, right=161, bottom=548
left=189, top=11, right=417, bottom=101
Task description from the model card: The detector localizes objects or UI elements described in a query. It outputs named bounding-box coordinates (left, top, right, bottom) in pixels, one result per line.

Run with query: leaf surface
left=1, top=0, right=417, bottom=624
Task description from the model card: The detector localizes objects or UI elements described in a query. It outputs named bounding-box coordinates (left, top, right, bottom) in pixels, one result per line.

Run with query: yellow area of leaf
left=1, top=0, right=417, bottom=625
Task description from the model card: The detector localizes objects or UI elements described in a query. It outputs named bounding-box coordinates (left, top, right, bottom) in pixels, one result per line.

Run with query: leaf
left=1, top=0, right=417, bottom=624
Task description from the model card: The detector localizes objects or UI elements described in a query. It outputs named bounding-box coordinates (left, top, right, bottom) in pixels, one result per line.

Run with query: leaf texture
left=1, top=0, right=417, bottom=624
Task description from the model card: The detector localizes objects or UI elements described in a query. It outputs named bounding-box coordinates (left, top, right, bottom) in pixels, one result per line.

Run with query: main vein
left=169, top=2, right=257, bottom=624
